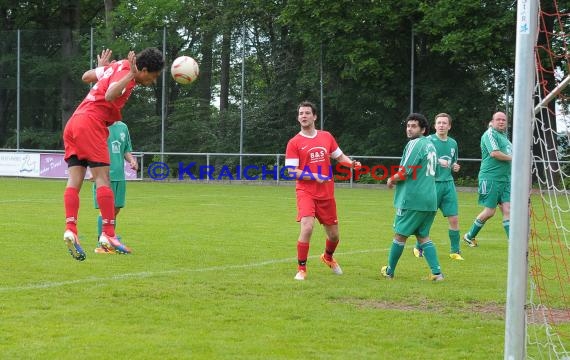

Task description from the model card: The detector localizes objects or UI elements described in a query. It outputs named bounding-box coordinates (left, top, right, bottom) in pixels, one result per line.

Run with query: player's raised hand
left=127, top=51, right=138, bottom=75
left=97, top=49, right=113, bottom=67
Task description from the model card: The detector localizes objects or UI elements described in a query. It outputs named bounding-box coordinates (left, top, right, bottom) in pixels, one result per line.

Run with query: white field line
left=0, top=249, right=385, bottom=293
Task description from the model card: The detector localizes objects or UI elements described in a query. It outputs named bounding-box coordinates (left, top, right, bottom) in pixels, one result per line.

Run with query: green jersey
left=428, top=134, right=458, bottom=182
left=394, top=136, right=437, bottom=211
left=108, top=121, right=133, bottom=181
left=479, top=127, right=512, bottom=182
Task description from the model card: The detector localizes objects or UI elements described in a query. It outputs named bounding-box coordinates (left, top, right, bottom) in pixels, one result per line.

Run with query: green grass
left=0, top=178, right=514, bottom=359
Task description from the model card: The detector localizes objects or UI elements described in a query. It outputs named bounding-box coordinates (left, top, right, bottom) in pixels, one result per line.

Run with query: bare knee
left=66, top=166, right=87, bottom=189
left=448, top=215, right=459, bottom=230
left=91, top=167, right=111, bottom=188
left=500, top=202, right=510, bottom=219
left=298, top=217, right=315, bottom=242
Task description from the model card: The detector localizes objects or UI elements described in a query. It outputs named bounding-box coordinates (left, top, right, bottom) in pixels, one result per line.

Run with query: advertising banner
left=1, top=152, right=139, bottom=180
left=0, top=152, right=40, bottom=177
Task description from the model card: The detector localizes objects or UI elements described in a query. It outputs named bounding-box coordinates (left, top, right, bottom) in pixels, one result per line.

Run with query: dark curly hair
left=136, top=47, right=165, bottom=72
left=406, top=112, right=429, bottom=132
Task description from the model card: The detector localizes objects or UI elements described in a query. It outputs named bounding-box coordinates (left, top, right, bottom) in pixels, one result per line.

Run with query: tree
left=60, top=0, right=81, bottom=127
left=1, top=0, right=519, bottom=181
left=0, top=1, right=104, bottom=148
left=280, top=0, right=516, bottom=163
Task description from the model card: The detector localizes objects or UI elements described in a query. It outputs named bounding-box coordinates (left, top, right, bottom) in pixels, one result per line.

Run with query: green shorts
left=478, top=179, right=510, bottom=208
left=93, top=181, right=127, bottom=209
left=393, top=208, right=437, bottom=238
left=436, top=181, right=458, bottom=217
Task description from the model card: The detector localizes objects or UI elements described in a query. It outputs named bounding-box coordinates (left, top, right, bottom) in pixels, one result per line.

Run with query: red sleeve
left=328, top=133, right=339, bottom=155
left=285, top=137, right=298, bottom=161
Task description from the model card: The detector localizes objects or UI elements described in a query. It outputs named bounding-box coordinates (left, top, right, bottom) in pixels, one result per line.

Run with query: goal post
left=506, top=1, right=570, bottom=358
left=504, top=0, right=539, bottom=359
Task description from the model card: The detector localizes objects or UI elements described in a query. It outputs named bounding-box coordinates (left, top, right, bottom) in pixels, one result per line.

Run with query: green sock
left=97, top=215, right=102, bottom=239
left=449, top=229, right=460, bottom=253
left=503, top=219, right=510, bottom=239
left=421, top=240, right=442, bottom=275
left=415, top=240, right=420, bottom=250
left=387, top=239, right=406, bottom=275
left=467, top=218, right=485, bottom=239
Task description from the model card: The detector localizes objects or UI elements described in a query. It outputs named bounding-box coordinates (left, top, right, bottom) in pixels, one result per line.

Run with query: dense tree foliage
left=0, top=0, right=519, bottom=178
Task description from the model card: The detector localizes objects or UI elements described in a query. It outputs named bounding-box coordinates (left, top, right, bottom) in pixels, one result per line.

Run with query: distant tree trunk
left=197, top=29, right=214, bottom=107
left=60, top=1, right=80, bottom=129
left=104, top=0, right=119, bottom=41
left=195, top=3, right=216, bottom=111
left=0, top=83, right=9, bottom=146
left=0, top=6, right=14, bottom=145
left=219, top=29, right=231, bottom=111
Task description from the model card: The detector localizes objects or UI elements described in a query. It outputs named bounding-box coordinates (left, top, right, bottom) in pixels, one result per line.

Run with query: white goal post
left=504, top=0, right=539, bottom=359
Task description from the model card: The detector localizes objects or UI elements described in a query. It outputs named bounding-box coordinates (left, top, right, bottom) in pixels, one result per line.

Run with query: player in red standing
left=285, top=100, right=361, bottom=280
left=62, top=47, right=164, bottom=260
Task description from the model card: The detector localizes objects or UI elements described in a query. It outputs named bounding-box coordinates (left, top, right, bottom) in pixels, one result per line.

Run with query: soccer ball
left=171, top=56, right=199, bottom=85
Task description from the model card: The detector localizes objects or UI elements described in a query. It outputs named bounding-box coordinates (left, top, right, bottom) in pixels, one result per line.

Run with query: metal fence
left=0, top=148, right=487, bottom=188
left=1, top=27, right=190, bottom=153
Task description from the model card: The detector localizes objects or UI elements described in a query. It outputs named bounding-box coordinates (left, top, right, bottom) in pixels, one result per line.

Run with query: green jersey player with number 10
left=381, top=113, right=444, bottom=281
left=414, top=113, right=464, bottom=260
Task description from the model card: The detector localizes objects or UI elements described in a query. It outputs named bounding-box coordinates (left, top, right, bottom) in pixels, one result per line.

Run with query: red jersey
left=73, top=60, right=136, bottom=125
left=285, top=130, right=342, bottom=200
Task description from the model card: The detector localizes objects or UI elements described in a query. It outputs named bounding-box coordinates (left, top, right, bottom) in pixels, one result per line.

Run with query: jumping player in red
left=62, top=47, right=164, bottom=260
left=285, top=100, right=361, bottom=280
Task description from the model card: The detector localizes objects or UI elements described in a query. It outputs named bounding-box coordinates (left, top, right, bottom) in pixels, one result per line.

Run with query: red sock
left=324, top=238, right=339, bottom=260
left=96, top=186, right=116, bottom=237
left=64, top=187, right=79, bottom=234
left=297, top=241, right=310, bottom=271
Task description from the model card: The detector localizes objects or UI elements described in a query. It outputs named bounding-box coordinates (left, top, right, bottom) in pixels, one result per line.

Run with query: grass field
left=0, top=177, right=512, bottom=359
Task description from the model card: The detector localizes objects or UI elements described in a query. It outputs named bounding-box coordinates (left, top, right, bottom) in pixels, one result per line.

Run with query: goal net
left=526, top=1, right=570, bottom=358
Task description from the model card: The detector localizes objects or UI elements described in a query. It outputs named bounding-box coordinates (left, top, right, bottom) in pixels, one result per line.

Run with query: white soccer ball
left=171, top=56, right=199, bottom=85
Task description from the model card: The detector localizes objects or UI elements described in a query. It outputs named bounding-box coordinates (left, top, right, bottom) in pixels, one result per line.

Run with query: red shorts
left=63, top=113, right=110, bottom=164
left=296, top=192, right=338, bottom=225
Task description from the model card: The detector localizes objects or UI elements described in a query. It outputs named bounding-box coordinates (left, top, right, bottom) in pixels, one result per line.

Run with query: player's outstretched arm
left=81, top=49, right=113, bottom=84
left=335, top=153, right=361, bottom=169
left=105, top=51, right=137, bottom=102
left=81, top=70, right=98, bottom=83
